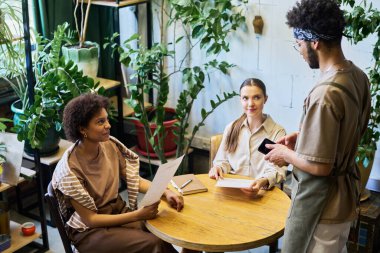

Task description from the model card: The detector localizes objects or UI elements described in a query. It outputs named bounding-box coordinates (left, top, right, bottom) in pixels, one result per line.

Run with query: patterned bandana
left=293, top=27, right=338, bottom=41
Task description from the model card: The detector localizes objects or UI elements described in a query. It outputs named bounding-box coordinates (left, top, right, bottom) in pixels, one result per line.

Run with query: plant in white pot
left=0, top=3, right=100, bottom=156
left=61, top=0, right=99, bottom=78
left=14, top=23, right=106, bottom=155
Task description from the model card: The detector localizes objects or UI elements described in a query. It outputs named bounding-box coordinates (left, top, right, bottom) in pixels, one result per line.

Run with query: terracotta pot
left=131, top=107, right=178, bottom=158
left=21, top=222, right=36, bottom=236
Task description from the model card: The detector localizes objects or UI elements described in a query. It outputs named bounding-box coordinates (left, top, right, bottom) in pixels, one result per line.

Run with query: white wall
left=180, top=0, right=375, bottom=137
left=120, top=1, right=380, bottom=179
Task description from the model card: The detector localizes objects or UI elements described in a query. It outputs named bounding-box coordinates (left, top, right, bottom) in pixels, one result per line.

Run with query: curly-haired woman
left=52, top=93, right=199, bottom=253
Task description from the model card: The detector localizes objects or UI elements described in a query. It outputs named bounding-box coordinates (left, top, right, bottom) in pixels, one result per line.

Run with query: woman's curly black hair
left=286, top=0, right=346, bottom=45
left=63, top=93, right=109, bottom=142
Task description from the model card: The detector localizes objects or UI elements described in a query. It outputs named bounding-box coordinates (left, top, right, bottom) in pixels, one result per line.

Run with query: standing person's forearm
left=285, top=150, right=333, bottom=176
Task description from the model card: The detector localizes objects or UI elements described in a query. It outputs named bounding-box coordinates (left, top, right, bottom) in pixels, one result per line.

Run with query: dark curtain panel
left=86, top=5, right=117, bottom=79
left=32, top=0, right=74, bottom=39
left=32, top=1, right=116, bottom=79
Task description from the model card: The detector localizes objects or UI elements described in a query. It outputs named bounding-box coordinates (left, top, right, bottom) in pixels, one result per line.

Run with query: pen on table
left=180, top=179, right=192, bottom=189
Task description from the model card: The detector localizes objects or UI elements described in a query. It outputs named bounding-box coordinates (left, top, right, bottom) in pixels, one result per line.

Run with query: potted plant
left=61, top=0, right=99, bottom=78
left=0, top=0, right=55, bottom=155
left=14, top=22, right=106, bottom=154
left=0, top=0, right=29, bottom=111
left=0, top=1, right=103, bottom=156
left=106, top=0, right=247, bottom=170
left=339, top=0, right=380, bottom=199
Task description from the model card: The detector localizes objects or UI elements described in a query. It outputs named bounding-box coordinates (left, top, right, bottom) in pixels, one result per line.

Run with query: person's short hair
left=286, top=0, right=346, bottom=46
left=63, top=93, right=109, bottom=142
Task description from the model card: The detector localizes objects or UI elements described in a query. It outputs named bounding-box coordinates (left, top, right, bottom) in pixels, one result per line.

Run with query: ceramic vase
left=253, top=15, right=264, bottom=35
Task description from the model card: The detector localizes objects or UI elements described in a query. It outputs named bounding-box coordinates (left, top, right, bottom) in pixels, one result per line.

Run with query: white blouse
left=213, top=114, right=287, bottom=188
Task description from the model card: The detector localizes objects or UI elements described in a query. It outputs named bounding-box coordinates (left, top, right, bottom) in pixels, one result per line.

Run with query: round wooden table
left=145, top=174, right=291, bottom=252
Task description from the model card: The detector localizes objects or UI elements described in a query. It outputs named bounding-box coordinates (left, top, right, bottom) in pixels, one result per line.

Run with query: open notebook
left=171, top=174, right=208, bottom=195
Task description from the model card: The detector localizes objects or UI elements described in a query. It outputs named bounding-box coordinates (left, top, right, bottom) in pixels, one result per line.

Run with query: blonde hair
left=224, top=78, right=267, bottom=153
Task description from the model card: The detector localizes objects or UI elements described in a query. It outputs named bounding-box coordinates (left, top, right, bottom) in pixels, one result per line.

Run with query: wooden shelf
left=0, top=182, right=15, bottom=192
left=0, top=177, right=25, bottom=192
left=23, top=139, right=73, bottom=166
left=1, top=179, right=40, bottom=253
left=85, top=0, right=148, bottom=8
left=3, top=221, right=41, bottom=253
left=96, top=77, right=121, bottom=91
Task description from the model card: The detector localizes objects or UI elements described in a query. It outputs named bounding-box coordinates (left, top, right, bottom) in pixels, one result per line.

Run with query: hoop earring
left=83, top=132, right=87, bottom=138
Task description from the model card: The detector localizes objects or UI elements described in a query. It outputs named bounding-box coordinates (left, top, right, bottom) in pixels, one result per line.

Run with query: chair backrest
left=209, top=134, right=223, bottom=169
left=45, top=182, right=74, bottom=253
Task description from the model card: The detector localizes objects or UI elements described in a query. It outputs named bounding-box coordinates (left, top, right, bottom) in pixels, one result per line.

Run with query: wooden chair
left=209, top=134, right=223, bottom=169
left=209, top=134, right=280, bottom=253
left=45, top=182, right=74, bottom=253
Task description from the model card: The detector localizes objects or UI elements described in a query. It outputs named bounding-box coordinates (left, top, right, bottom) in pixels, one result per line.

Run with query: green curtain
left=86, top=5, right=117, bottom=79
left=32, top=0, right=74, bottom=39
left=32, top=1, right=117, bottom=79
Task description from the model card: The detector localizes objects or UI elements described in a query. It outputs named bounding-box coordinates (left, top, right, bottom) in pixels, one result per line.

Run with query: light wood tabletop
left=145, top=174, right=291, bottom=252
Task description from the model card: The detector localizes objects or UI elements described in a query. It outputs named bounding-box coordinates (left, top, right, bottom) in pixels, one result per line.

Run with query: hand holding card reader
left=258, top=138, right=275, bottom=155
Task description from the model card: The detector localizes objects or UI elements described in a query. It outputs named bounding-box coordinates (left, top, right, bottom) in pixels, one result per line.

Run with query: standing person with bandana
left=264, top=0, right=371, bottom=252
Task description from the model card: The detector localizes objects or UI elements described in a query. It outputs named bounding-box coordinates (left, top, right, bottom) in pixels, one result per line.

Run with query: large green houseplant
left=106, top=0, right=247, bottom=167
left=339, top=0, right=380, bottom=195
left=0, top=3, right=101, bottom=154
left=15, top=22, right=106, bottom=150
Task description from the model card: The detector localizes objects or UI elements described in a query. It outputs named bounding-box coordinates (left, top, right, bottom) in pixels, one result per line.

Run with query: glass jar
left=0, top=201, right=10, bottom=236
